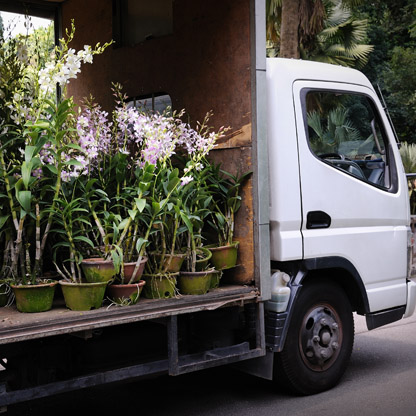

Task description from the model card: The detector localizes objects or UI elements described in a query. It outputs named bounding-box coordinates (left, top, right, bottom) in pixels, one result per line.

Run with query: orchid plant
left=207, top=166, right=252, bottom=247
left=0, top=20, right=112, bottom=284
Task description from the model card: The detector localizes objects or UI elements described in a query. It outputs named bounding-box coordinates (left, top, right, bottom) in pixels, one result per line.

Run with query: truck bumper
left=403, top=278, right=416, bottom=318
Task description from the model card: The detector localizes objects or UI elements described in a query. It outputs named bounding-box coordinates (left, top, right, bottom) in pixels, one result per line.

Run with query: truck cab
left=264, top=57, right=416, bottom=394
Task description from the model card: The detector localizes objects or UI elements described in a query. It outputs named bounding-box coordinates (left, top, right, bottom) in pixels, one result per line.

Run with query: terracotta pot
left=207, top=241, right=239, bottom=270
left=178, top=270, right=216, bottom=295
left=60, top=281, right=107, bottom=311
left=151, top=252, right=186, bottom=273
left=11, top=280, right=58, bottom=313
left=107, top=280, right=146, bottom=304
left=81, top=257, right=116, bottom=283
left=121, top=256, right=148, bottom=283
left=142, top=273, right=178, bottom=299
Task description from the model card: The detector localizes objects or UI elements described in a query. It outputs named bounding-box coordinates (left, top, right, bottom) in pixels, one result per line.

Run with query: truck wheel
left=275, top=280, right=354, bottom=395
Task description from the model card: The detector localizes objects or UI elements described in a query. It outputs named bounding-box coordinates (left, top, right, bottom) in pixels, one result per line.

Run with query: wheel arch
left=267, top=256, right=369, bottom=354
left=299, top=256, right=370, bottom=315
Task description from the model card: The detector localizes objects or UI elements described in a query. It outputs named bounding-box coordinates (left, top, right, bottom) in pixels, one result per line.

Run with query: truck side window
left=305, top=91, right=393, bottom=189
left=127, top=93, right=172, bottom=114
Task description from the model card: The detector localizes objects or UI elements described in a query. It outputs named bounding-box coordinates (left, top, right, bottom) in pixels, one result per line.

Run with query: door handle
left=306, top=211, right=331, bottom=229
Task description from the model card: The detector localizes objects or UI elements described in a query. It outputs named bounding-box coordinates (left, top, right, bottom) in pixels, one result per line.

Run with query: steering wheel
left=318, top=153, right=366, bottom=180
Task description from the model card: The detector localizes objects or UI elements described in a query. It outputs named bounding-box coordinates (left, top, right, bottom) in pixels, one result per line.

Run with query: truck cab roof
left=266, top=57, right=374, bottom=90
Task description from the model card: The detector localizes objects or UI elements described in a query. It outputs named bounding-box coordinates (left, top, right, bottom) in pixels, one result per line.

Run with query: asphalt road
left=7, top=312, right=416, bottom=416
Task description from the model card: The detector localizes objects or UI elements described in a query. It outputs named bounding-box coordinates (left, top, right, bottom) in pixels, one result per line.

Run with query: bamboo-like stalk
left=88, top=199, right=107, bottom=243
left=0, top=151, right=19, bottom=232
left=25, top=243, right=31, bottom=282
left=53, top=261, right=68, bottom=280
left=158, top=214, right=167, bottom=274
left=19, top=248, right=26, bottom=283
left=127, top=220, right=153, bottom=284
left=128, top=222, right=139, bottom=262
left=62, top=210, right=81, bottom=282
left=116, top=215, right=134, bottom=249
left=34, top=203, right=41, bottom=277
left=40, top=163, right=62, bottom=255
left=11, top=217, right=25, bottom=278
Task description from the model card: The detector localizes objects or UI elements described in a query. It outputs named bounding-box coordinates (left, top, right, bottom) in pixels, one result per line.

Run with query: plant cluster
left=0, top=19, right=251, bottom=294
left=0, top=20, right=112, bottom=285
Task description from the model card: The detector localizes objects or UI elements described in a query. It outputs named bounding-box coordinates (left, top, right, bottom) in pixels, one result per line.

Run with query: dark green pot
left=81, top=258, right=116, bottom=283
left=142, top=273, right=178, bottom=299
left=195, top=247, right=213, bottom=271
left=60, top=281, right=107, bottom=311
left=178, top=270, right=215, bottom=295
left=11, top=281, right=58, bottom=313
left=207, top=241, right=239, bottom=270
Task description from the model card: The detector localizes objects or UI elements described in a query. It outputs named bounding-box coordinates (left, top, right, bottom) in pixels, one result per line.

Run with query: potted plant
left=206, top=165, right=252, bottom=270
left=0, top=23, right=110, bottom=312
left=140, top=111, right=227, bottom=298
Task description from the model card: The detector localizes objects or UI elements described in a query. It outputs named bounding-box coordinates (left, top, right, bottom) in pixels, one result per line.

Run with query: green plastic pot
left=11, top=280, right=58, bottom=313
left=81, top=258, right=116, bottom=283
left=60, top=281, right=107, bottom=311
left=195, top=247, right=213, bottom=271
left=142, top=273, right=178, bottom=299
left=207, top=241, right=239, bottom=270
left=178, top=270, right=215, bottom=295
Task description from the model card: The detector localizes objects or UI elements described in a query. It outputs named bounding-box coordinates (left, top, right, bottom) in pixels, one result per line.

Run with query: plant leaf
left=135, top=198, right=146, bottom=213
left=73, top=235, right=95, bottom=248
left=16, top=190, right=32, bottom=213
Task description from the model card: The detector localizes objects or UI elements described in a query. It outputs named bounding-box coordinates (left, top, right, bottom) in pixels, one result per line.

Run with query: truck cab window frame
left=300, top=88, right=398, bottom=193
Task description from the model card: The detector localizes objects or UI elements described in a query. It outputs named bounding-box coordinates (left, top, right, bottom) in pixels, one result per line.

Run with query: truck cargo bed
left=0, top=284, right=258, bottom=345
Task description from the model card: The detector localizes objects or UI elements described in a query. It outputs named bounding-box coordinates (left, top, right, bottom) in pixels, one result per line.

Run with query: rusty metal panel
left=63, top=0, right=253, bottom=139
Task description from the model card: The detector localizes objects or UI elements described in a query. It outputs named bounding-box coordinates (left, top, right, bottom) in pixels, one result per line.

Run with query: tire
left=274, top=279, right=354, bottom=395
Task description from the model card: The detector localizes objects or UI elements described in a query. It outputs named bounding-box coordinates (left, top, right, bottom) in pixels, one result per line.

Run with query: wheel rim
left=298, top=303, right=343, bottom=371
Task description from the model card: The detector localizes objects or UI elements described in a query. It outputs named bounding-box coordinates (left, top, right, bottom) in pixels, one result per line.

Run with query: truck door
left=293, top=81, right=409, bottom=312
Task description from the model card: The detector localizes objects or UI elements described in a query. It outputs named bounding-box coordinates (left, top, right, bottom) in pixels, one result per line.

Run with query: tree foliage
left=358, top=0, right=416, bottom=142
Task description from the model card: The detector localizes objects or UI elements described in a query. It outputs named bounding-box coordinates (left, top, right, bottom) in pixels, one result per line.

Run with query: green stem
left=0, top=151, right=19, bottom=232
left=127, top=217, right=154, bottom=283
left=40, top=161, right=62, bottom=255
left=88, top=199, right=107, bottom=244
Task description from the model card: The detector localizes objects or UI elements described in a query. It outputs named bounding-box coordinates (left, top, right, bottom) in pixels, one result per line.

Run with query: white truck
left=265, top=57, right=416, bottom=394
left=0, top=0, right=415, bottom=406
left=1, top=57, right=414, bottom=406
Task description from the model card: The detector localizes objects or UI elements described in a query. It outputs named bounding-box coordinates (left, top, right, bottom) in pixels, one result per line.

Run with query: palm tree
left=302, top=1, right=373, bottom=68
left=267, top=0, right=371, bottom=68
left=267, top=0, right=326, bottom=58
